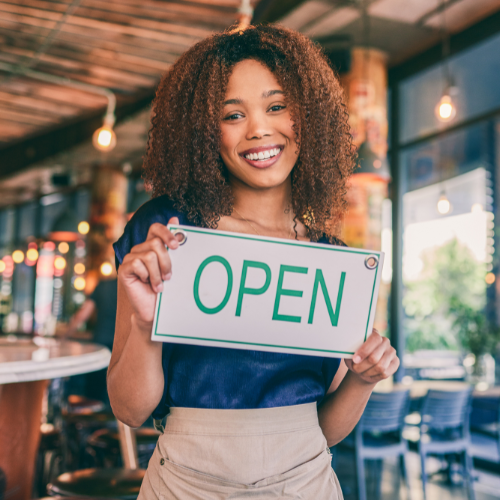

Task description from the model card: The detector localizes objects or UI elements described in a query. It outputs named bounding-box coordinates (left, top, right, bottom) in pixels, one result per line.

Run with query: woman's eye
left=224, top=113, right=242, bottom=121
left=269, top=105, right=286, bottom=112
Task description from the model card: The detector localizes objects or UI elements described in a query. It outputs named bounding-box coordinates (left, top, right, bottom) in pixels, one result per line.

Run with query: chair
left=350, top=389, right=411, bottom=500
left=418, top=388, right=475, bottom=500
left=47, top=469, right=144, bottom=499
left=469, top=392, right=500, bottom=464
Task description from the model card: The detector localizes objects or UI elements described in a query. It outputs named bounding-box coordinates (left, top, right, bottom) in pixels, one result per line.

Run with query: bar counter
left=0, top=336, right=111, bottom=500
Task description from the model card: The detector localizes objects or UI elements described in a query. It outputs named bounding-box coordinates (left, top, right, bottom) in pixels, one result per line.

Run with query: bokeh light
left=485, top=273, right=496, bottom=285
left=26, top=248, right=39, bottom=261
left=58, top=242, right=69, bottom=254
left=100, top=262, right=113, bottom=276
left=0, top=261, right=5, bottom=273
left=74, top=277, right=86, bottom=290
left=78, top=221, right=90, bottom=235
left=74, top=263, right=86, bottom=274
left=54, top=256, right=67, bottom=270
left=12, top=250, right=24, bottom=264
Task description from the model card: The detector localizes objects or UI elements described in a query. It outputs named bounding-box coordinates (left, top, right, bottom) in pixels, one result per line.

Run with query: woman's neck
left=230, top=176, right=292, bottom=232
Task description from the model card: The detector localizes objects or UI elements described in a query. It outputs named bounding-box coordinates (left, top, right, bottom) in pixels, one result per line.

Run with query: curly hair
left=143, top=24, right=355, bottom=241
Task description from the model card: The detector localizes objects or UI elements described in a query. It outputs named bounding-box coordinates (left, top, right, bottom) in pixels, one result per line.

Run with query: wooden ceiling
left=0, top=0, right=247, bottom=146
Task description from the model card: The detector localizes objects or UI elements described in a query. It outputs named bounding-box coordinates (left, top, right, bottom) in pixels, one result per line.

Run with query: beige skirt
left=138, top=403, right=344, bottom=499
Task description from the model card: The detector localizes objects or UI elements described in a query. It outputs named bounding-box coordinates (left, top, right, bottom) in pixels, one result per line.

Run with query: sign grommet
left=172, top=229, right=188, bottom=245
left=364, top=255, right=379, bottom=270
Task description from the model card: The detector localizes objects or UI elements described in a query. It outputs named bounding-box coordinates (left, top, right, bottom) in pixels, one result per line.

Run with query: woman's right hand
left=118, top=217, right=182, bottom=327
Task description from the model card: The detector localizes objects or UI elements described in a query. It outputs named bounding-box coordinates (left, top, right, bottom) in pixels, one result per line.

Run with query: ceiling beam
left=252, top=0, right=307, bottom=24
left=0, top=89, right=154, bottom=178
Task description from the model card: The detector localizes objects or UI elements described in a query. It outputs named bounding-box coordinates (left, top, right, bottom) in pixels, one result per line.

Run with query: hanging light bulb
left=437, top=192, right=451, bottom=214
left=435, top=92, right=456, bottom=122
left=92, top=112, right=116, bottom=152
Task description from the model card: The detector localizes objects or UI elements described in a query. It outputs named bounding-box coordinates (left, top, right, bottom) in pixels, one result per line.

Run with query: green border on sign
left=153, top=227, right=380, bottom=355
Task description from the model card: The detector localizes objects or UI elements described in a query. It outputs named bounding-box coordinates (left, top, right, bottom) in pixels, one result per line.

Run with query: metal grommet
left=172, top=229, right=187, bottom=245
left=160, top=458, right=165, bottom=466
left=364, top=255, right=379, bottom=270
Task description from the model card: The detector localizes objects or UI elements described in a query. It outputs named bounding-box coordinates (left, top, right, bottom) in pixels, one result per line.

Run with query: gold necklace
left=232, top=207, right=294, bottom=239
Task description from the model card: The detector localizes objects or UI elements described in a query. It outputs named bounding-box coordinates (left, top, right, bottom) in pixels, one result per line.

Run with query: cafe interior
left=1, top=0, right=500, bottom=499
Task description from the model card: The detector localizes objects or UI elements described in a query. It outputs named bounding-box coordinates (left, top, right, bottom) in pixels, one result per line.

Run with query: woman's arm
left=318, top=331, right=399, bottom=447
left=107, top=218, right=181, bottom=428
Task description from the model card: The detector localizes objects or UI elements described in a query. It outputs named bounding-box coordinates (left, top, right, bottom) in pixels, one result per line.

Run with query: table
left=0, top=336, right=111, bottom=500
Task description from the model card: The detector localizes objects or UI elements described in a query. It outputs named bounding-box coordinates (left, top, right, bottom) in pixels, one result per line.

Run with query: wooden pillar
left=87, top=167, right=127, bottom=291
left=340, top=47, right=391, bottom=336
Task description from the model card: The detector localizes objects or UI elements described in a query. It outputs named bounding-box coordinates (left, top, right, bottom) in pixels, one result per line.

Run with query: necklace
left=232, top=207, right=294, bottom=239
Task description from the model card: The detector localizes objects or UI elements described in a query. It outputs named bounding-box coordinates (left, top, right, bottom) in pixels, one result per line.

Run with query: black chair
left=470, top=392, right=500, bottom=464
left=87, top=428, right=160, bottom=469
left=47, top=469, right=145, bottom=499
left=344, top=389, right=411, bottom=500
left=418, top=388, right=475, bottom=500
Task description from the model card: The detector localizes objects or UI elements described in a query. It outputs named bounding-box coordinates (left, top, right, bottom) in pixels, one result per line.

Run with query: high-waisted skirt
left=138, top=402, right=344, bottom=499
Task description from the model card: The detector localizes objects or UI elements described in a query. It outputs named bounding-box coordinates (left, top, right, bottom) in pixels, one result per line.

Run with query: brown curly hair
left=143, top=24, right=355, bottom=241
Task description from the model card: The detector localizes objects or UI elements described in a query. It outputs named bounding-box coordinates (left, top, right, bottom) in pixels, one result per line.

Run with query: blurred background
left=0, top=0, right=499, bottom=499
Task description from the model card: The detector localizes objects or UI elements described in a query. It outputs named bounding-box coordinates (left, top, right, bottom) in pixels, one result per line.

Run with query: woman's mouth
left=239, top=146, right=284, bottom=169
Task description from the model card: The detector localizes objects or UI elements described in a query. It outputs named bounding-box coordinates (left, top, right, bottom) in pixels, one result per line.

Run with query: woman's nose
left=245, top=112, right=272, bottom=140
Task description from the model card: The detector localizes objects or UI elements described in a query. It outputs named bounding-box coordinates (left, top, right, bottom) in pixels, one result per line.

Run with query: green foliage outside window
left=404, top=239, right=487, bottom=352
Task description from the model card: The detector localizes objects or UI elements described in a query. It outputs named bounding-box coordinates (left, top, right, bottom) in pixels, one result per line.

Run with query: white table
left=0, top=336, right=111, bottom=500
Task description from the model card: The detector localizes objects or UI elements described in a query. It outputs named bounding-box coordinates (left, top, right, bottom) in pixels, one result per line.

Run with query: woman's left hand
left=344, top=330, right=400, bottom=385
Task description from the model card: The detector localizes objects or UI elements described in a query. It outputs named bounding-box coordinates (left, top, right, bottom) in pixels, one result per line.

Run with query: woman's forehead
left=224, top=59, right=283, bottom=99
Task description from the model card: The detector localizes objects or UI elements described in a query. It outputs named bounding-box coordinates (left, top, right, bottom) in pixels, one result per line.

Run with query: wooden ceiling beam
left=252, top=0, right=307, bottom=23
left=0, top=28, right=175, bottom=72
left=0, top=89, right=155, bottom=177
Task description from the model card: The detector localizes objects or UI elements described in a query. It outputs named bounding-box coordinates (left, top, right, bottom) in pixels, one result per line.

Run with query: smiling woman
left=109, top=24, right=399, bottom=500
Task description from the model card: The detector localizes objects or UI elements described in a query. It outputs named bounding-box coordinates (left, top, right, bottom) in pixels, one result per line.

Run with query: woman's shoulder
left=113, top=195, right=189, bottom=266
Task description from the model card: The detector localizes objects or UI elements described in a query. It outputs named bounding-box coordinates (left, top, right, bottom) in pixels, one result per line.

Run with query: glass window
left=400, top=32, right=500, bottom=143
left=400, top=121, right=496, bottom=354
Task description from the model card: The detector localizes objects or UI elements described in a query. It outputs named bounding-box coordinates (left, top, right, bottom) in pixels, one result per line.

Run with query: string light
left=100, top=262, right=113, bottom=276
left=78, top=221, right=90, bottom=235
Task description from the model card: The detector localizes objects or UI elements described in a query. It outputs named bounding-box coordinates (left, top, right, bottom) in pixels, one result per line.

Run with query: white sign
left=152, top=225, right=384, bottom=358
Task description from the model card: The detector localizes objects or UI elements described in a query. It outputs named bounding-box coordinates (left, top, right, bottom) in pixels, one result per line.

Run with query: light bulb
left=54, top=256, right=67, bottom=270
left=93, top=126, right=116, bottom=152
left=74, top=263, right=85, bottom=274
left=435, top=94, right=456, bottom=122
left=437, top=193, right=451, bottom=214
left=58, top=242, right=69, bottom=254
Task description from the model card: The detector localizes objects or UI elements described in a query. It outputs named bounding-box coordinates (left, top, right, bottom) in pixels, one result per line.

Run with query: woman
left=109, top=25, right=399, bottom=499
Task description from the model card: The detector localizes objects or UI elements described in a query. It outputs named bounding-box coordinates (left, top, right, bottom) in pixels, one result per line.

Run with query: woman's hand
left=344, top=330, right=400, bottom=385
left=118, top=217, right=182, bottom=327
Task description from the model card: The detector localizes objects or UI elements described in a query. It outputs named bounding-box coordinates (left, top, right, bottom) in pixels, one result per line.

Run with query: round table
left=0, top=336, right=111, bottom=500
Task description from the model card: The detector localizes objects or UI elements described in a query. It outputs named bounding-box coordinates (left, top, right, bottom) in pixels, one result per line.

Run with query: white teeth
left=244, top=148, right=281, bottom=161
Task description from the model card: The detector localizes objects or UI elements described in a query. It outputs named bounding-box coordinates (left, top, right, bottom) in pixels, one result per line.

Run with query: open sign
left=151, top=226, right=384, bottom=358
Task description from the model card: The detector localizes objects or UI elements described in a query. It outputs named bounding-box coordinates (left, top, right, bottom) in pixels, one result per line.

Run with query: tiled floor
left=334, top=447, right=500, bottom=500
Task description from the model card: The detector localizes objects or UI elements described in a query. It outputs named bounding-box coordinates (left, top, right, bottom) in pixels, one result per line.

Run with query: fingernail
left=171, top=240, right=179, bottom=248
left=353, top=355, right=361, bottom=364
left=164, top=272, right=172, bottom=281
left=156, top=283, right=163, bottom=293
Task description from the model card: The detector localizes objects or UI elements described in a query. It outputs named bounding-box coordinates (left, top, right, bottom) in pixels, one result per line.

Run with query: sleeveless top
left=113, top=195, right=344, bottom=419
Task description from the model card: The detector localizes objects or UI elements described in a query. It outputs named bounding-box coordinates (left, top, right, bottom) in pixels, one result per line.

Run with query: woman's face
left=220, top=59, right=298, bottom=190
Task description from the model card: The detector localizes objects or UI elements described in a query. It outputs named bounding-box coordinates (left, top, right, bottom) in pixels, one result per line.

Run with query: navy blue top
left=113, top=195, right=343, bottom=419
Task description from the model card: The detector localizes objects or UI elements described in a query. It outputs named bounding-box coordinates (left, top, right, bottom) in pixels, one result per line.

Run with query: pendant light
left=435, top=0, right=457, bottom=123
left=437, top=191, right=451, bottom=215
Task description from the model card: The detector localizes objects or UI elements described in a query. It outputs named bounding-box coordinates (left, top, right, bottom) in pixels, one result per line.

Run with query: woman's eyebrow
left=223, top=90, right=284, bottom=106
